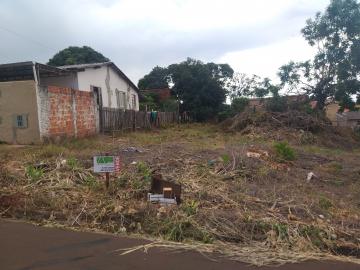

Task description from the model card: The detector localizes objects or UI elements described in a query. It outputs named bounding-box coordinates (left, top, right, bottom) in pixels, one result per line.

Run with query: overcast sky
left=0, top=0, right=329, bottom=84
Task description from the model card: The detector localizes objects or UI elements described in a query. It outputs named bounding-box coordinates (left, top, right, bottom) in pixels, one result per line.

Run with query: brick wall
left=74, top=90, right=97, bottom=137
left=39, top=86, right=97, bottom=141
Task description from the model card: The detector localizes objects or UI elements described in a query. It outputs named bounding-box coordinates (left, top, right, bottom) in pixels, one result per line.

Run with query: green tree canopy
left=278, top=0, right=360, bottom=109
left=138, top=58, right=234, bottom=121
left=138, top=66, right=169, bottom=89
left=48, top=46, right=109, bottom=66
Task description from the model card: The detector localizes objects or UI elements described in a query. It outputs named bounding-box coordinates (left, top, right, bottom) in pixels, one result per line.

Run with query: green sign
left=93, top=156, right=120, bottom=173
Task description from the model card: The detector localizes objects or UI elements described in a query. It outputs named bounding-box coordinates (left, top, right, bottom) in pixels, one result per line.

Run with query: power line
left=0, top=25, right=56, bottom=51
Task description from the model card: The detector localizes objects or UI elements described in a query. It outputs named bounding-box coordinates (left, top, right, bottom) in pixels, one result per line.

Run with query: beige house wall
left=0, top=80, right=41, bottom=144
left=325, top=103, right=340, bottom=123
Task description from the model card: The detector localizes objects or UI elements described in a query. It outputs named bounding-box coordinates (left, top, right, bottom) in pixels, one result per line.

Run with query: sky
left=0, top=0, right=330, bottom=84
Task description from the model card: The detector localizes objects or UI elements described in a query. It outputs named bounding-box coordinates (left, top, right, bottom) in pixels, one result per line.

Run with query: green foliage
left=160, top=218, right=212, bottom=243
left=181, top=200, right=199, bottom=216
left=134, top=162, right=152, bottom=189
left=140, top=93, right=178, bottom=112
left=319, top=196, right=333, bottom=210
left=265, top=86, right=287, bottom=112
left=25, top=166, right=44, bottom=182
left=231, top=97, right=249, bottom=113
left=62, top=138, right=101, bottom=150
left=37, top=144, right=66, bottom=159
left=137, top=161, right=151, bottom=178
left=273, top=223, right=289, bottom=240
left=138, top=66, right=169, bottom=89
left=217, top=104, right=233, bottom=121
left=48, top=46, right=109, bottom=66
left=221, top=154, right=231, bottom=164
left=138, top=58, right=234, bottom=121
left=139, top=92, right=159, bottom=111
left=116, top=175, right=128, bottom=188
left=217, top=97, right=249, bottom=121
left=66, top=157, right=79, bottom=170
left=160, top=98, right=178, bottom=112
left=279, top=0, right=360, bottom=109
left=83, top=175, right=99, bottom=189
left=326, top=162, right=343, bottom=174
left=331, top=179, right=345, bottom=187
left=273, top=141, right=296, bottom=161
left=300, top=225, right=327, bottom=249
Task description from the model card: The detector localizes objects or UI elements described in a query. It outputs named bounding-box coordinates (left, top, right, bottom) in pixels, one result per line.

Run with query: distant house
left=336, top=111, right=360, bottom=128
left=0, top=61, right=139, bottom=144
left=247, top=95, right=308, bottom=110
left=325, top=102, right=340, bottom=124
left=325, top=101, right=360, bottom=127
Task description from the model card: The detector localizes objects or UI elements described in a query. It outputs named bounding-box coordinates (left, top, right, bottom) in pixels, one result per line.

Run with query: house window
left=116, top=90, right=126, bottom=109
left=121, top=92, right=126, bottom=108
left=14, top=114, right=28, bottom=128
left=116, top=90, right=121, bottom=108
left=132, top=94, right=137, bottom=109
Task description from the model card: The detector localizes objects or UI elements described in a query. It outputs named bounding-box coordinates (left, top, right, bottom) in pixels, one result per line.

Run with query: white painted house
left=59, top=62, right=139, bottom=110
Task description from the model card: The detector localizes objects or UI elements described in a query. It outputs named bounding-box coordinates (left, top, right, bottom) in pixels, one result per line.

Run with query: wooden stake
left=105, top=152, right=110, bottom=189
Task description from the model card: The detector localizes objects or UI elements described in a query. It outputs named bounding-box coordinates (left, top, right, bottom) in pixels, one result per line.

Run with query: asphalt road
left=0, top=219, right=358, bottom=270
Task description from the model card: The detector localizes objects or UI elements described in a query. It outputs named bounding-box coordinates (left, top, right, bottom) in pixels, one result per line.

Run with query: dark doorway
left=91, top=86, right=103, bottom=132
left=92, top=86, right=103, bottom=108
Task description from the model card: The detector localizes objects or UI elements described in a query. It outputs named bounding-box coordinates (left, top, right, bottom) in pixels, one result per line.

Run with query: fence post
left=132, top=110, right=136, bottom=132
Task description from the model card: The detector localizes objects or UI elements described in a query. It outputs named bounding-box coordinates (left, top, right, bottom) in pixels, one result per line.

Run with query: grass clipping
left=111, top=240, right=360, bottom=267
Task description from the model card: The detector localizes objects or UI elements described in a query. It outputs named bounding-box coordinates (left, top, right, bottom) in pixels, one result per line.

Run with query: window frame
left=13, top=114, right=28, bottom=129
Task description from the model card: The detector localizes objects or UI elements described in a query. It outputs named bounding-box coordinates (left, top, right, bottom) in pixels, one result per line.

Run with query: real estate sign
left=93, top=156, right=121, bottom=173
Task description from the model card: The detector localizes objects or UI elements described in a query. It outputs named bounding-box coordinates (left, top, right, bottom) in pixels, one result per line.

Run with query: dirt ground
left=0, top=123, right=360, bottom=266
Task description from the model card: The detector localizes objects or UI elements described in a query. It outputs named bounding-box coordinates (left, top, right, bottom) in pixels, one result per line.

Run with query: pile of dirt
left=222, top=109, right=360, bottom=148
left=223, top=110, right=330, bottom=132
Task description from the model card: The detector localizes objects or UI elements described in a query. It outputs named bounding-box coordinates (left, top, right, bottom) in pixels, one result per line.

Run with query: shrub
left=25, top=166, right=44, bottom=182
left=83, top=175, right=99, bottom=189
left=137, top=161, right=151, bottom=181
left=66, top=157, right=79, bottom=170
left=182, top=200, right=199, bottom=216
left=231, top=97, right=249, bottom=113
left=273, top=141, right=295, bottom=161
left=319, top=196, right=333, bottom=210
left=221, top=154, right=231, bottom=164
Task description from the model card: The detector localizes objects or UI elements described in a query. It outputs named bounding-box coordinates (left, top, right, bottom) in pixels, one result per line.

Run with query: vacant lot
left=0, top=123, right=360, bottom=266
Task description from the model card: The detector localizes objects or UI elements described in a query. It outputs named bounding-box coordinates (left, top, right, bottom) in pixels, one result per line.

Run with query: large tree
left=48, top=46, right=109, bottom=66
left=278, top=0, right=360, bottom=109
left=229, top=72, right=280, bottom=100
left=138, top=66, right=169, bottom=89
left=138, top=58, right=233, bottom=121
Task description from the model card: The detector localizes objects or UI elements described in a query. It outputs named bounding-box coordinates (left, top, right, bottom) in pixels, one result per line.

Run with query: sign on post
left=93, top=156, right=121, bottom=173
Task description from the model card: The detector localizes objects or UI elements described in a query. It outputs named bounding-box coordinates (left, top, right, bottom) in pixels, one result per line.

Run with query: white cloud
left=219, top=36, right=317, bottom=81
left=0, top=0, right=330, bottom=83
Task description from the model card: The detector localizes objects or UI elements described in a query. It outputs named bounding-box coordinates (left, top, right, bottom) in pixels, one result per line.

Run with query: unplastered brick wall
left=39, top=86, right=96, bottom=140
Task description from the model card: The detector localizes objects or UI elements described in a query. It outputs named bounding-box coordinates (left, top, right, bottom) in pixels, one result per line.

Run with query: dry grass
left=0, top=123, right=360, bottom=266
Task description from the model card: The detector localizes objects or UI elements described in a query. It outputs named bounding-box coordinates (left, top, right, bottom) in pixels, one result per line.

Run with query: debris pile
left=224, top=110, right=331, bottom=133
